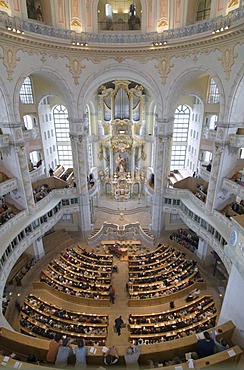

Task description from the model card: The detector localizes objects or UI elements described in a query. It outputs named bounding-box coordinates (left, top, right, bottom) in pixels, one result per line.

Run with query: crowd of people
left=128, top=244, right=203, bottom=299
left=33, top=183, right=52, bottom=202
left=170, top=228, right=199, bottom=253
left=129, top=296, right=217, bottom=340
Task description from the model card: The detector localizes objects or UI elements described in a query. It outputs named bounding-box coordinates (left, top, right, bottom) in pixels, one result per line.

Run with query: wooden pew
left=0, top=321, right=240, bottom=367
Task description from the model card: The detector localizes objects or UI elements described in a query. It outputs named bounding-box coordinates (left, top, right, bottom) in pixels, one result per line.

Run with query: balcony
left=229, top=130, right=244, bottom=147
left=203, top=127, right=217, bottom=141
left=0, top=134, right=10, bottom=148
left=22, top=127, right=40, bottom=141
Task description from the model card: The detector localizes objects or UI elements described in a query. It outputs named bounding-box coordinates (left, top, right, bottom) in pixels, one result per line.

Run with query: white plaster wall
left=218, top=264, right=244, bottom=347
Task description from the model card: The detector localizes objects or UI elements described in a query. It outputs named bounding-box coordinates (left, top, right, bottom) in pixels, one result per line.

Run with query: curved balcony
left=0, top=134, right=10, bottom=148
left=22, top=127, right=40, bottom=141
left=0, top=177, right=18, bottom=197
left=222, top=178, right=244, bottom=198
left=0, top=7, right=243, bottom=47
left=229, top=133, right=244, bottom=147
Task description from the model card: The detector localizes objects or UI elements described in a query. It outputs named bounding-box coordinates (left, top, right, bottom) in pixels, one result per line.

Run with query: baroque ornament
left=218, top=45, right=237, bottom=80
left=0, top=1, right=9, bottom=8
left=71, top=18, right=81, bottom=27
left=155, top=56, right=173, bottom=84
left=0, top=46, right=20, bottom=81
left=66, top=57, right=86, bottom=85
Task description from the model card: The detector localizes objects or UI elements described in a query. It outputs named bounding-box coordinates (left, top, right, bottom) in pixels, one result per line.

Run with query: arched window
left=171, top=104, right=190, bottom=170
left=208, top=78, right=220, bottom=104
left=53, top=105, right=73, bottom=167
left=196, top=0, right=211, bottom=21
left=19, top=77, right=34, bottom=104
left=97, top=0, right=141, bottom=31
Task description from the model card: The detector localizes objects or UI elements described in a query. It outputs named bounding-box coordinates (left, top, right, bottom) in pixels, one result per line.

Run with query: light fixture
left=6, top=26, right=24, bottom=34
left=71, top=41, right=88, bottom=47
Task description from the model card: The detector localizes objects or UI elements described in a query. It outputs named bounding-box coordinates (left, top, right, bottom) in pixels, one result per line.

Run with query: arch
left=13, top=67, right=76, bottom=122
left=77, top=63, right=164, bottom=120
left=0, top=76, right=14, bottom=124
left=165, top=67, right=225, bottom=123
left=227, top=64, right=244, bottom=124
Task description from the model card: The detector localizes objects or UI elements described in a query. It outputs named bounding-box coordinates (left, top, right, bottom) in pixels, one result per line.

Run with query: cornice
left=0, top=26, right=243, bottom=60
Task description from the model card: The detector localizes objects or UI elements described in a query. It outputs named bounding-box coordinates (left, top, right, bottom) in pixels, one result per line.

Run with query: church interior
left=0, top=0, right=244, bottom=369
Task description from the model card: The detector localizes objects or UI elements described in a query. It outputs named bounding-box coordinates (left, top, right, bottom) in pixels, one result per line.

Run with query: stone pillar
left=131, top=148, right=135, bottom=179
left=196, top=238, right=210, bottom=260
left=32, top=237, right=45, bottom=260
left=70, top=118, right=91, bottom=236
left=110, top=148, right=114, bottom=177
left=15, top=144, right=35, bottom=213
left=205, top=143, right=224, bottom=215
left=151, top=120, right=173, bottom=237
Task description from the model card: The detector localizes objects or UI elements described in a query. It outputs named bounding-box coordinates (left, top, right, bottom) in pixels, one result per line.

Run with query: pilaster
left=32, top=237, right=45, bottom=260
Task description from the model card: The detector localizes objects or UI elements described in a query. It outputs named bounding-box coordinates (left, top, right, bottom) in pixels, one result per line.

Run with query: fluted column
left=69, top=118, right=91, bottom=236
left=205, top=143, right=224, bottom=215
left=131, top=148, right=135, bottom=179
left=151, top=129, right=173, bottom=237
left=32, top=237, right=45, bottom=260
left=15, top=144, right=35, bottom=213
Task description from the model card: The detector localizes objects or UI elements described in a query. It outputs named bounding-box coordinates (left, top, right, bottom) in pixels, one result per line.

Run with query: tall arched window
left=53, top=105, right=72, bottom=167
left=171, top=104, right=190, bottom=170
left=19, top=77, right=34, bottom=104
left=208, top=78, right=220, bottom=104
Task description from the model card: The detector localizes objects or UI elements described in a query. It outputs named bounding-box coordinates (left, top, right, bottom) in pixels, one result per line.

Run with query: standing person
left=114, top=316, right=124, bottom=336
left=55, top=337, right=73, bottom=367
left=109, top=285, right=115, bottom=304
left=124, top=345, right=141, bottom=368
left=74, top=338, right=88, bottom=368
left=46, top=332, right=62, bottom=363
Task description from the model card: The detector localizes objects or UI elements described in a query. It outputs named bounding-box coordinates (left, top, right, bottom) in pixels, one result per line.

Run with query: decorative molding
left=71, top=18, right=81, bottom=27
left=0, top=46, right=20, bottom=81
left=66, top=57, right=86, bottom=85
left=218, top=45, right=238, bottom=80
left=0, top=1, right=9, bottom=9
left=155, top=56, right=173, bottom=84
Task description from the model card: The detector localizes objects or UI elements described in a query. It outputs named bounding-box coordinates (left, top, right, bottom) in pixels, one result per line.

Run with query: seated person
left=104, top=346, right=119, bottom=366
left=211, top=330, right=229, bottom=352
left=197, top=331, right=215, bottom=358
left=55, top=337, right=73, bottom=367
left=124, top=345, right=141, bottom=368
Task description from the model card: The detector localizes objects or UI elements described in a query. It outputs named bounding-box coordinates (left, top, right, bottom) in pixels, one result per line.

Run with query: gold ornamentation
left=218, top=46, right=237, bottom=80
left=0, top=0, right=9, bottom=8
left=228, top=0, right=238, bottom=7
left=155, top=56, right=173, bottom=84
left=158, top=19, right=168, bottom=27
left=71, top=19, right=81, bottom=27
left=66, top=57, right=85, bottom=85
left=0, top=46, right=20, bottom=81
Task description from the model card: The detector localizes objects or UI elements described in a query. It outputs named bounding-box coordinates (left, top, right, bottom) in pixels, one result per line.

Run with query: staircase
left=168, top=169, right=192, bottom=186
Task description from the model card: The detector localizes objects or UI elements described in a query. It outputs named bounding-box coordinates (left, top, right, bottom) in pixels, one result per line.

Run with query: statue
left=116, top=154, right=124, bottom=172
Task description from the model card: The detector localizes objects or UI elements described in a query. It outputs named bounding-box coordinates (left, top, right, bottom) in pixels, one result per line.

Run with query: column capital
left=70, top=133, right=87, bottom=143
left=68, top=116, right=89, bottom=135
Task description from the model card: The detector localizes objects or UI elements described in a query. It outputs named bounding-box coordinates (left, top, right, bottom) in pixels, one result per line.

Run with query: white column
left=205, top=144, right=224, bottom=215
left=151, top=130, right=172, bottom=237
left=70, top=118, right=91, bottom=236
left=218, top=264, right=244, bottom=347
left=196, top=238, right=210, bottom=260
left=15, top=144, right=35, bottom=214
left=32, top=237, right=45, bottom=260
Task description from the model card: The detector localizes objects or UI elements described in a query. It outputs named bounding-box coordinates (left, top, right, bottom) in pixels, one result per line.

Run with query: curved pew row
left=0, top=322, right=242, bottom=369
left=34, top=245, right=114, bottom=306
left=129, top=295, right=217, bottom=343
left=20, top=294, right=108, bottom=345
left=128, top=244, right=205, bottom=306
